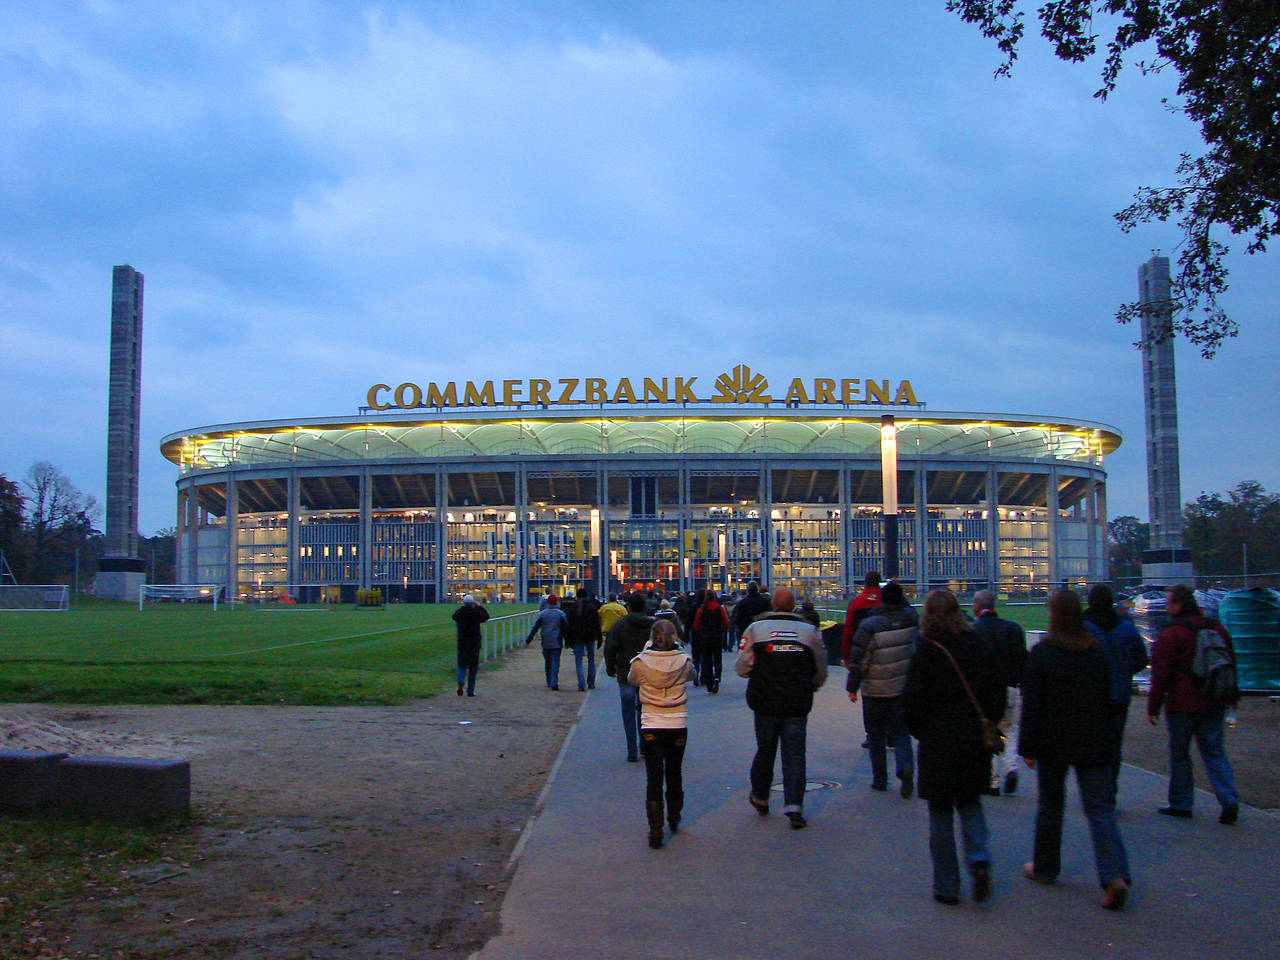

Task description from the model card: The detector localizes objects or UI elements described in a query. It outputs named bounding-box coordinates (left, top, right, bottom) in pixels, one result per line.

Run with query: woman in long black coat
left=904, top=589, right=1006, bottom=905
left=1020, top=589, right=1131, bottom=910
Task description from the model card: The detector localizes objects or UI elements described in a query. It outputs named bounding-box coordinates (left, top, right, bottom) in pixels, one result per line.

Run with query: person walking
left=841, top=571, right=882, bottom=665
left=598, top=593, right=627, bottom=642
left=567, top=590, right=602, bottom=691
left=1082, top=583, right=1148, bottom=804
left=847, top=581, right=918, bottom=797
left=603, top=594, right=655, bottom=762
left=525, top=595, right=568, bottom=690
left=904, top=589, right=1005, bottom=905
left=732, top=581, right=772, bottom=643
left=451, top=594, right=490, bottom=697
left=628, top=619, right=696, bottom=848
left=735, top=587, right=827, bottom=829
left=971, top=589, right=1027, bottom=795
left=692, top=590, right=730, bottom=693
left=1148, top=583, right=1241, bottom=823
left=1020, top=589, right=1132, bottom=910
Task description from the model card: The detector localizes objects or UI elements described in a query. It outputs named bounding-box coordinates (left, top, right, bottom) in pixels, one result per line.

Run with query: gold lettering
left=894, top=380, right=918, bottom=405
left=784, top=378, right=810, bottom=404
left=643, top=378, right=669, bottom=402
left=585, top=378, right=607, bottom=402
left=502, top=379, right=522, bottom=405
left=425, top=382, right=457, bottom=407
left=557, top=379, right=579, bottom=403
left=464, top=380, right=495, bottom=406
left=866, top=379, right=891, bottom=404
left=394, top=382, right=422, bottom=408
left=675, top=377, right=698, bottom=402
left=367, top=383, right=391, bottom=410
left=530, top=379, right=551, bottom=405
left=841, top=379, right=861, bottom=404
left=611, top=378, right=637, bottom=403
left=814, top=378, right=835, bottom=403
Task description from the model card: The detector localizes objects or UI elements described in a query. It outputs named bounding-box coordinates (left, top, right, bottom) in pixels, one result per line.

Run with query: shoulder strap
left=928, top=638, right=991, bottom=723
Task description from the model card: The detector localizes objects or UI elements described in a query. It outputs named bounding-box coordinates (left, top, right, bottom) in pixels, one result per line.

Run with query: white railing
left=482, top=610, right=538, bottom=663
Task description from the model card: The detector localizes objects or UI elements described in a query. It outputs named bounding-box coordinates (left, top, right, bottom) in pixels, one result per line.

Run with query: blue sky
left=2, top=1, right=1276, bottom=535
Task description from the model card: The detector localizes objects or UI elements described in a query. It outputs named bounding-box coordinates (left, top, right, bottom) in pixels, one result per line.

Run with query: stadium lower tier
left=174, top=460, right=1108, bottom=604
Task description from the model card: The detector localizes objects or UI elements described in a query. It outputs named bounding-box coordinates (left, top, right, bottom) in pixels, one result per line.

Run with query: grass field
left=0, top=600, right=536, bottom=706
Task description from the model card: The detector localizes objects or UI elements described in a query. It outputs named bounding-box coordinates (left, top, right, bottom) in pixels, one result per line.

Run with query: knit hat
left=463, top=594, right=476, bottom=604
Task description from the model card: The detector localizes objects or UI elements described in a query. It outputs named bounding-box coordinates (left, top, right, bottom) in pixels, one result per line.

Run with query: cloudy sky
left=2, top=1, right=1276, bottom=536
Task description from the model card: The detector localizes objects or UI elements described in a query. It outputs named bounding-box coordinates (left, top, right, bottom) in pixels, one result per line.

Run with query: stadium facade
left=161, top=366, right=1121, bottom=603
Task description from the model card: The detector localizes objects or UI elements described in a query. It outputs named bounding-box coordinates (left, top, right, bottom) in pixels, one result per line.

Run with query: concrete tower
left=96, top=264, right=147, bottom=601
left=1138, top=255, right=1193, bottom=581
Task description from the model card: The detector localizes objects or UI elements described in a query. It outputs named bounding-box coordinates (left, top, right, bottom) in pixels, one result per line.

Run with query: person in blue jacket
left=1082, top=583, right=1148, bottom=804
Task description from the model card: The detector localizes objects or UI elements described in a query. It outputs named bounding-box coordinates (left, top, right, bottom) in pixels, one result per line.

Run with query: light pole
left=880, top=414, right=899, bottom=580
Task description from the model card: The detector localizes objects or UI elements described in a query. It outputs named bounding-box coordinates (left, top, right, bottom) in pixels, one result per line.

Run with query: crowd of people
left=452, top=576, right=1242, bottom=910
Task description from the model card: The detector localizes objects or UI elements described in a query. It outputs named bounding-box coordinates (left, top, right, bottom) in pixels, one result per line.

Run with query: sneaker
left=1100, top=878, right=1128, bottom=911
left=748, top=793, right=770, bottom=816
left=467, top=692, right=476, bottom=697
left=971, top=862, right=991, bottom=902
left=1219, top=805, right=1239, bottom=825
left=899, top=771, right=914, bottom=799
left=1023, top=863, right=1054, bottom=885
left=786, top=811, right=807, bottom=830
left=1158, top=806, right=1192, bottom=819
left=626, top=755, right=639, bottom=763
left=933, top=893, right=960, bottom=906
left=1003, top=771, right=1019, bottom=795
left=870, top=782, right=888, bottom=792
left=457, top=686, right=464, bottom=696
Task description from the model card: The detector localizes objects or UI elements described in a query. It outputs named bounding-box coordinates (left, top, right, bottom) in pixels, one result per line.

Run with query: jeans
left=641, top=727, right=687, bottom=814
left=456, top=650, right=479, bottom=695
left=927, top=798, right=990, bottom=899
left=1105, top=707, right=1129, bottom=805
left=699, top=643, right=723, bottom=687
left=862, top=696, right=914, bottom=787
left=618, top=681, right=641, bottom=759
left=1032, top=760, right=1131, bottom=888
left=994, top=686, right=1021, bottom=780
left=1166, top=708, right=1239, bottom=811
left=542, top=647, right=562, bottom=688
left=750, top=713, right=808, bottom=813
left=571, top=643, right=596, bottom=690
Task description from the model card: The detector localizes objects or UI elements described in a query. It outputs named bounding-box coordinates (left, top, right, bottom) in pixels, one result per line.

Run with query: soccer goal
left=0, top=584, right=70, bottom=612
left=236, top=583, right=335, bottom=610
left=138, top=583, right=223, bottom=611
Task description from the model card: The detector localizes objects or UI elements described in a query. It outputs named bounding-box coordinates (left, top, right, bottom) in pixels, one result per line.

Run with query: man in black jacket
left=451, top=594, right=490, bottom=697
left=971, top=590, right=1027, bottom=795
left=735, top=588, right=827, bottom=829
left=603, top=595, right=654, bottom=762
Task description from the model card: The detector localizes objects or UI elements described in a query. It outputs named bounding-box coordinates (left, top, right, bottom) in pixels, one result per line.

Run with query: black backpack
left=1190, top=623, right=1238, bottom=703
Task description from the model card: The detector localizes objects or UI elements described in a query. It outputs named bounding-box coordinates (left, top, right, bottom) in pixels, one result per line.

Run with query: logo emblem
left=712, top=364, right=772, bottom=403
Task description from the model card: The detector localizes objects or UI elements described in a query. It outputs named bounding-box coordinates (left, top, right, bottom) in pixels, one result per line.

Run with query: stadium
left=160, top=366, right=1121, bottom=604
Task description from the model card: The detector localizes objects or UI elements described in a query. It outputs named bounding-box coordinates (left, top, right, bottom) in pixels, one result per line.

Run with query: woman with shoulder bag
left=1020, top=589, right=1132, bottom=910
left=904, top=589, right=1006, bottom=906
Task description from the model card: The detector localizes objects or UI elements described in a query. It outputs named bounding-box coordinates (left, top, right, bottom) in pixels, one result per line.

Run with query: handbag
left=928, top=638, right=1005, bottom=756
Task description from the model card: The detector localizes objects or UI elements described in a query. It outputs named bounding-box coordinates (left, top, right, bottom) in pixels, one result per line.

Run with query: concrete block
left=0, top=749, right=68, bottom=812
left=55, top=756, right=190, bottom=820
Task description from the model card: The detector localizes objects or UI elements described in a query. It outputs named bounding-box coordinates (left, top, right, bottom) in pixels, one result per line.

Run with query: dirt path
left=1, top=644, right=582, bottom=960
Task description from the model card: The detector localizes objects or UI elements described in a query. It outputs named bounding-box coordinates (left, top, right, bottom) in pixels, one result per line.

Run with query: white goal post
left=0, top=584, right=70, bottom=612
left=138, top=583, right=223, bottom=611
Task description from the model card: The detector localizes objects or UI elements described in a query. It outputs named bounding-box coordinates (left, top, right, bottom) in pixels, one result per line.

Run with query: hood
left=633, top=645, right=691, bottom=683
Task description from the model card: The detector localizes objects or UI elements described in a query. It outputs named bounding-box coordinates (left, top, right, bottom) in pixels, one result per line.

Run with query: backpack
left=1190, top=624, right=1238, bottom=703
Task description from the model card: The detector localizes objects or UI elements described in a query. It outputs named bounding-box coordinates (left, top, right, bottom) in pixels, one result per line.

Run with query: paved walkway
left=474, top=661, right=1280, bottom=960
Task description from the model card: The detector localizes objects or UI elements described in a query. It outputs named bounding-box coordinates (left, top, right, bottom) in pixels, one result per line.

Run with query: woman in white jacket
left=627, top=618, right=696, bottom=848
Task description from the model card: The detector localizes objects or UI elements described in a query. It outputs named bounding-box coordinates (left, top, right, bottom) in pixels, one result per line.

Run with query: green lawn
left=0, top=601, right=535, bottom=705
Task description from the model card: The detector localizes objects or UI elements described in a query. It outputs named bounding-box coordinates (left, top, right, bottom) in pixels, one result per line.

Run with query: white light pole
left=880, top=414, right=899, bottom=580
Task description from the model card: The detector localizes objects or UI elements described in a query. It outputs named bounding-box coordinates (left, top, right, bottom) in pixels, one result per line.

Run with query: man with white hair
left=451, top=594, right=490, bottom=697
left=736, top=587, right=827, bottom=829
left=971, top=589, right=1026, bottom=794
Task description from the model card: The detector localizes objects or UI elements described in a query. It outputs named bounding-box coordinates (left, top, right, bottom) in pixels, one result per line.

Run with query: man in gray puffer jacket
left=847, top=581, right=919, bottom=797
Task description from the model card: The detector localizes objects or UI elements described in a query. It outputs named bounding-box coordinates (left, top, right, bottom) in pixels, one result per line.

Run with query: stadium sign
left=367, top=365, right=920, bottom=411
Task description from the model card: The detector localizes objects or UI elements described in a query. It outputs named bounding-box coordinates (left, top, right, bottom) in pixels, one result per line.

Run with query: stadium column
left=677, top=463, right=688, bottom=594
left=986, top=465, right=1000, bottom=591
left=359, top=469, right=372, bottom=591
left=1094, top=482, right=1108, bottom=582
left=761, top=462, right=772, bottom=588
left=839, top=465, right=852, bottom=598
left=1046, top=466, right=1059, bottom=587
left=225, top=477, right=238, bottom=601
left=516, top=463, right=528, bottom=600
left=287, top=472, right=299, bottom=588
left=175, top=489, right=186, bottom=582
left=913, top=462, right=927, bottom=591
left=434, top=466, right=447, bottom=602
left=1086, top=477, right=1099, bottom=581
left=600, top=466, right=611, bottom=594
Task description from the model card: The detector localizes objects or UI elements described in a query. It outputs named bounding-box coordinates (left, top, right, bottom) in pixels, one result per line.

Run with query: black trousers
left=641, top=727, right=688, bottom=810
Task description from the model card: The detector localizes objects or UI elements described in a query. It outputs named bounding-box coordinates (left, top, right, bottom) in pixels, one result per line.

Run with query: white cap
left=463, top=594, right=476, bottom=604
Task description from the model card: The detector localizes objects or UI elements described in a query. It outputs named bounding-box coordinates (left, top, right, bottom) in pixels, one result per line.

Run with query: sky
left=1, top=1, right=1276, bottom=536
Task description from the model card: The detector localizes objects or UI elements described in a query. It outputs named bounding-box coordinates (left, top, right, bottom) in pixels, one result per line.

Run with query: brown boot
left=646, top=801, right=665, bottom=849
left=667, top=800, right=682, bottom=834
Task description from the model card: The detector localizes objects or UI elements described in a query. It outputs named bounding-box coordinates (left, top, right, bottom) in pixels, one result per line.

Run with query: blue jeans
left=542, top=647, right=562, bottom=688
left=1033, top=760, right=1131, bottom=888
left=750, top=714, right=808, bottom=813
left=571, top=643, right=596, bottom=690
left=456, top=648, right=479, bottom=695
left=618, top=681, right=641, bottom=759
left=927, top=798, right=990, bottom=900
left=862, top=696, right=914, bottom=787
left=1166, top=709, right=1239, bottom=811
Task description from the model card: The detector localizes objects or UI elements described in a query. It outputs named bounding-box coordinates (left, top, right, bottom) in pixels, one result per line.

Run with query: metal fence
left=482, top=609, right=538, bottom=663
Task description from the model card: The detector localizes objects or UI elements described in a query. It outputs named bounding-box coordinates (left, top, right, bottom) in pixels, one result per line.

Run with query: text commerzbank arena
left=161, top=365, right=1121, bottom=603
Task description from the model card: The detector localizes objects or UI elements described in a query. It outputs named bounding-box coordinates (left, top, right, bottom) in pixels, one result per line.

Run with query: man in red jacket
left=1147, top=584, right=1240, bottom=824
left=841, top=571, right=882, bottom=665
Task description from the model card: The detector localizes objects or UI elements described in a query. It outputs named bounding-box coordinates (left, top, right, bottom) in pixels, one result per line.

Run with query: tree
left=1107, top=514, right=1148, bottom=581
left=0, top=474, right=23, bottom=579
left=22, top=462, right=101, bottom=582
left=1183, top=480, right=1280, bottom=575
left=948, top=1, right=1280, bottom=356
